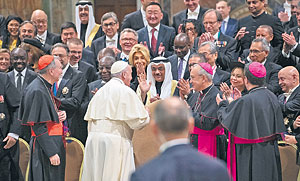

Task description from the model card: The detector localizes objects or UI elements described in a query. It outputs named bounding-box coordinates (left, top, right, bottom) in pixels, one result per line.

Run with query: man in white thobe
left=82, top=61, right=150, bottom=181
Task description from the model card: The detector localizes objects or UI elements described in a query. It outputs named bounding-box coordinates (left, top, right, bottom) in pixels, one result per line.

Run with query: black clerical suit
left=121, top=9, right=169, bottom=31
left=19, top=76, right=65, bottom=181
left=188, top=85, right=227, bottom=161
left=235, top=12, right=284, bottom=55
left=172, top=7, right=208, bottom=35
left=55, top=66, right=87, bottom=141
left=137, top=24, right=176, bottom=58
left=0, top=73, right=22, bottom=180
left=194, top=32, right=237, bottom=70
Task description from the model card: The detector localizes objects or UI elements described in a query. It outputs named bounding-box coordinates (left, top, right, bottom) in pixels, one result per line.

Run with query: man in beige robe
left=82, top=61, right=149, bottom=181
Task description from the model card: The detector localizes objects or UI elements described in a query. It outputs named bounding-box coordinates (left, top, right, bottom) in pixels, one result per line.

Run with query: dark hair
left=146, top=2, right=162, bottom=11
left=244, top=63, right=265, bottom=86
left=51, top=43, right=70, bottom=54
left=60, top=22, right=77, bottom=34
left=2, top=15, right=23, bottom=49
left=19, top=21, right=37, bottom=36
left=181, top=19, right=200, bottom=35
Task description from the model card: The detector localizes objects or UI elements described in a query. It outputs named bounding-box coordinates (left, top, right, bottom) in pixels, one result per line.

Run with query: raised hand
left=177, top=79, right=191, bottom=98
left=158, top=42, right=165, bottom=56
left=235, top=27, right=249, bottom=40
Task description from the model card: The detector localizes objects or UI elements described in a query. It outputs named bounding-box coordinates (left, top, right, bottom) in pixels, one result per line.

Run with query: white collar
left=284, top=1, right=291, bottom=8
left=159, top=138, right=190, bottom=153
left=37, top=30, right=47, bottom=39
left=70, top=62, right=79, bottom=68
left=147, top=24, right=160, bottom=33
left=261, top=59, right=267, bottom=65
left=61, top=63, right=70, bottom=78
left=181, top=50, right=190, bottom=61
left=188, top=4, right=200, bottom=14
left=106, top=33, right=118, bottom=41
left=223, top=16, right=229, bottom=22
left=141, top=7, right=146, bottom=16
left=213, top=31, right=219, bottom=40
left=120, top=52, right=129, bottom=60
left=14, top=67, right=27, bottom=77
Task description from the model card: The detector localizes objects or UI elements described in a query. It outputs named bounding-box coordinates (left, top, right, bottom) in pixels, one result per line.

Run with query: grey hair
left=51, top=43, right=70, bottom=54
left=199, top=41, right=218, bottom=54
left=38, top=57, right=58, bottom=74
left=258, top=25, right=273, bottom=36
left=189, top=53, right=207, bottom=63
left=101, top=12, right=119, bottom=24
left=252, top=38, right=270, bottom=52
left=120, top=28, right=138, bottom=41
left=154, top=98, right=192, bottom=133
left=203, top=9, right=223, bottom=22
left=196, top=64, right=213, bottom=81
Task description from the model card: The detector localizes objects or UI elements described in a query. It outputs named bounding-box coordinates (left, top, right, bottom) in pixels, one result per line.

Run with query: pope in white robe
left=82, top=61, right=149, bottom=181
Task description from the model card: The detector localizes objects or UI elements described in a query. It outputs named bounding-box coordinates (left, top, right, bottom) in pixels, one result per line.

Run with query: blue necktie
left=221, top=21, right=226, bottom=34
left=52, top=82, right=57, bottom=96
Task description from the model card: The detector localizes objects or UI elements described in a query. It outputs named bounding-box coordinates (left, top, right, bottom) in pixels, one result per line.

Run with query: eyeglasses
left=121, top=38, right=136, bottom=43
left=203, top=21, right=218, bottom=26
left=11, top=56, right=26, bottom=61
left=103, top=22, right=117, bottom=28
left=249, top=49, right=263, bottom=54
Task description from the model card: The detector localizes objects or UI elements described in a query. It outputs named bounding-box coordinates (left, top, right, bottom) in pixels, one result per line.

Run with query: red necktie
left=151, top=28, right=157, bottom=53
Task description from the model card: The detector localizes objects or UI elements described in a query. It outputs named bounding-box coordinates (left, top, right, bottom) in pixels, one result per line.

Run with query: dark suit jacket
left=225, top=18, right=238, bottom=38
left=56, top=66, right=87, bottom=133
left=8, top=69, right=37, bottom=92
left=121, top=9, right=169, bottom=31
left=241, top=46, right=280, bottom=64
left=130, top=144, right=229, bottom=181
left=277, top=26, right=300, bottom=67
left=78, top=61, right=97, bottom=83
left=264, top=62, right=282, bottom=94
left=81, top=48, right=97, bottom=68
left=278, top=86, right=300, bottom=129
left=194, top=32, right=237, bottom=70
left=172, top=7, right=208, bottom=35
left=169, top=54, right=190, bottom=81
left=213, top=68, right=230, bottom=87
left=45, top=31, right=59, bottom=45
left=137, top=24, right=175, bottom=58
left=235, top=12, right=284, bottom=55
left=90, top=35, right=121, bottom=64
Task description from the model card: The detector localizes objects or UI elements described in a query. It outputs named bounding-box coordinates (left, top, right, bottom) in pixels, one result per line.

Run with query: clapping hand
left=177, top=79, right=191, bottom=99
left=235, top=27, right=249, bottom=40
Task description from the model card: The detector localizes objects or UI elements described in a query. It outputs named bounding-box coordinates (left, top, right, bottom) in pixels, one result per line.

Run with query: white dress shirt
left=177, top=50, right=190, bottom=79
left=141, top=7, right=148, bottom=27
left=159, top=138, right=190, bottom=153
left=37, top=30, right=47, bottom=45
left=106, top=33, right=118, bottom=48
left=13, top=68, right=26, bottom=87
left=222, top=16, right=229, bottom=33
left=147, top=24, right=160, bottom=45
left=187, top=5, right=200, bottom=20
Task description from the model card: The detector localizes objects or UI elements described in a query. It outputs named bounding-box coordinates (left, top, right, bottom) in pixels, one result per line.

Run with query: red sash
left=191, top=126, right=224, bottom=157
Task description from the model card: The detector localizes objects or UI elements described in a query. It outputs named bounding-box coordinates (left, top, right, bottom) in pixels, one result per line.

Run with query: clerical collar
left=39, top=75, right=52, bottom=89
left=159, top=138, right=190, bottom=153
left=200, top=84, right=213, bottom=95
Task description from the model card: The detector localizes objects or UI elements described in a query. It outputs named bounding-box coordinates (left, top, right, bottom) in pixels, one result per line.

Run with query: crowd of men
left=1, top=0, right=300, bottom=180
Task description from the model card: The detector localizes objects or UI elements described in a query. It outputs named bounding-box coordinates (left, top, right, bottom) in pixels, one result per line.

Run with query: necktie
left=151, top=28, right=157, bottom=53
left=17, top=72, right=22, bottom=91
left=106, top=39, right=115, bottom=46
left=122, top=57, right=128, bottom=62
left=52, top=82, right=58, bottom=96
left=221, top=21, right=226, bottom=34
left=178, top=58, right=184, bottom=80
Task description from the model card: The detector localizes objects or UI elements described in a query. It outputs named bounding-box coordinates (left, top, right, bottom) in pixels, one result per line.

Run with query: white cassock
left=82, top=77, right=149, bottom=181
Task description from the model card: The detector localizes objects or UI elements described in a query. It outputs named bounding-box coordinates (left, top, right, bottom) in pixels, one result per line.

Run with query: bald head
left=278, top=66, right=299, bottom=93
left=154, top=97, right=192, bottom=135
left=31, top=9, right=48, bottom=35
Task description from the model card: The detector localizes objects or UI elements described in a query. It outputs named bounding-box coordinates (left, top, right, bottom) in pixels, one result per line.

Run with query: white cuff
left=8, top=133, right=19, bottom=140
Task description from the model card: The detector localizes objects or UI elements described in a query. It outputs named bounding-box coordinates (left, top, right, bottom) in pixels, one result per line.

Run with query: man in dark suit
left=90, top=12, right=121, bottom=65
left=130, top=97, right=230, bottom=181
left=240, top=25, right=280, bottom=64
left=249, top=38, right=282, bottom=94
left=235, top=0, right=284, bottom=55
left=169, top=33, right=191, bottom=81
left=8, top=48, right=37, bottom=92
left=67, top=38, right=97, bottom=83
left=216, top=1, right=237, bottom=38
left=8, top=48, right=37, bottom=142
left=277, top=6, right=300, bottom=68
left=194, top=9, right=237, bottom=71
left=51, top=43, right=87, bottom=141
left=31, top=9, right=59, bottom=46
left=121, top=0, right=169, bottom=31
left=138, top=2, right=175, bottom=58
left=52, top=22, right=96, bottom=67
left=198, top=41, right=230, bottom=87
left=172, top=0, right=207, bottom=35
left=278, top=66, right=300, bottom=132
left=0, top=72, right=22, bottom=180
